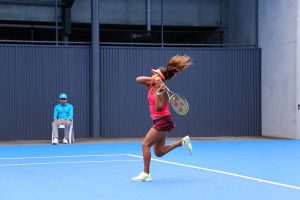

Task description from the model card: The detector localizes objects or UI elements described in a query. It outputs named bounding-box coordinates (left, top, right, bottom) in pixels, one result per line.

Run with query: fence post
left=91, top=0, right=100, bottom=138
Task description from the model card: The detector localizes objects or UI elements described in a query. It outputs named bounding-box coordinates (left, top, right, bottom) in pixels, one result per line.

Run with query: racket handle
left=157, top=91, right=164, bottom=96
left=157, top=88, right=167, bottom=96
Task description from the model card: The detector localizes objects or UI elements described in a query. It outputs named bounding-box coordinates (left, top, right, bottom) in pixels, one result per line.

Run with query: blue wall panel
left=0, top=45, right=261, bottom=140
left=0, top=45, right=90, bottom=140
left=100, top=47, right=261, bottom=138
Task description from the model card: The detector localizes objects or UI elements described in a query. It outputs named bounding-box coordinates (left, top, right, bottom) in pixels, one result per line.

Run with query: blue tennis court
left=0, top=139, right=299, bottom=200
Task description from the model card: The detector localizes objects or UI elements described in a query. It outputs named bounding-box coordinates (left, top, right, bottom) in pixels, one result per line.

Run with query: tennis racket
left=156, top=80, right=189, bottom=115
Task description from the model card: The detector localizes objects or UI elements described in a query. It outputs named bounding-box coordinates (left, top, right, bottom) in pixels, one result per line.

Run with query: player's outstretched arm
left=136, top=76, right=153, bottom=87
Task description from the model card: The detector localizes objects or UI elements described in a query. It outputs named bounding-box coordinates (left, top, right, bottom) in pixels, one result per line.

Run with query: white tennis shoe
left=63, top=138, right=68, bottom=144
left=52, top=137, right=59, bottom=145
left=182, top=135, right=192, bottom=155
left=131, top=172, right=152, bottom=182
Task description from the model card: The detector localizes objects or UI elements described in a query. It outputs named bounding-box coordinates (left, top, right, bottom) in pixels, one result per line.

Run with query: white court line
left=0, top=154, right=129, bottom=160
left=0, top=159, right=140, bottom=167
left=128, top=154, right=300, bottom=191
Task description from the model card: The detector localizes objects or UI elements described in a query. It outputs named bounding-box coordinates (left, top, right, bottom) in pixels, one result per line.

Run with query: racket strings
left=155, top=80, right=189, bottom=115
left=170, top=95, right=189, bottom=115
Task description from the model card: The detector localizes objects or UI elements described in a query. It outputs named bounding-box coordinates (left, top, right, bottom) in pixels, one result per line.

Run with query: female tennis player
left=131, top=55, right=193, bottom=182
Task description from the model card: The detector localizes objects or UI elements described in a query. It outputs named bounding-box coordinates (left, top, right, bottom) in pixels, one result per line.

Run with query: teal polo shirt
left=53, top=103, right=73, bottom=120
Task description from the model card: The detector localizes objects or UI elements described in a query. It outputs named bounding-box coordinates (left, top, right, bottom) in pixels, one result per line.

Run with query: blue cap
left=59, top=93, right=68, bottom=99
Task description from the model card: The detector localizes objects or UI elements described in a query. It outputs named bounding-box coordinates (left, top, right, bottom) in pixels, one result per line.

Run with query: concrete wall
left=259, top=0, right=300, bottom=139
left=297, top=0, right=300, bottom=139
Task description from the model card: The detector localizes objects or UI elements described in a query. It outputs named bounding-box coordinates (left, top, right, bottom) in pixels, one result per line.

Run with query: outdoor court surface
left=0, top=139, right=299, bottom=200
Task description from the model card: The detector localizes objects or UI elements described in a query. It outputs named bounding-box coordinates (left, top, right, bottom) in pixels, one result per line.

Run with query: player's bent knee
left=142, top=143, right=151, bottom=149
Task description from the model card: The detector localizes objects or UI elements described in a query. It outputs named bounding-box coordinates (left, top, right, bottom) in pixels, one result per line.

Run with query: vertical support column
left=147, top=0, right=151, bottom=32
left=255, top=0, right=259, bottom=45
left=260, top=0, right=298, bottom=139
left=62, top=0, right=75, bottom=43
left=160, top=0, right=164, bottom=47
left=90, top=0, right=100, bottom=138
left=55, top=0, right=58, bottom=45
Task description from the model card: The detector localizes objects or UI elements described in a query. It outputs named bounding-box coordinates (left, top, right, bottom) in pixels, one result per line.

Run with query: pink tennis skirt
left=152, top=115, right=175, bottom=132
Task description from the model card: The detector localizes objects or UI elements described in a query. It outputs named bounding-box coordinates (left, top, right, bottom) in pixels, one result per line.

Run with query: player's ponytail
left=160, top=55, right=192, bottom=80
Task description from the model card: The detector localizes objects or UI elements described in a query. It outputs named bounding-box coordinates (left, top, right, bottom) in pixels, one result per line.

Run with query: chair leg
left=72, top=130, right=75, bottom=142
left=68, top=130, right=72, bottom=144
left=51, top=130, right=54, bottom=143
left=68, top=124, right=73, bottom=144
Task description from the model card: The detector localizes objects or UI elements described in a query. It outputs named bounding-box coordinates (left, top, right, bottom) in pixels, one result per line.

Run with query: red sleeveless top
left=148, top=86, right=171, bottom=119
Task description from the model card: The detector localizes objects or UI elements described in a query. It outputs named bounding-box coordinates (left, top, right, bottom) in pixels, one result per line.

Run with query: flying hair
left=159, top=55, right=192, bottom=80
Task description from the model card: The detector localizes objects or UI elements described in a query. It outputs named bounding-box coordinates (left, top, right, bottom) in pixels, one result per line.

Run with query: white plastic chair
left=51, top=121, right=75, bottom=144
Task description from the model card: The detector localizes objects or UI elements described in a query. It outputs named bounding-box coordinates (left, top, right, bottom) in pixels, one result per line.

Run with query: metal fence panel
left=0, top=45, right=90, bottom=140
left=0, top=45, right=260, bottom=140
left=100, top=47, right=261, bottom=138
